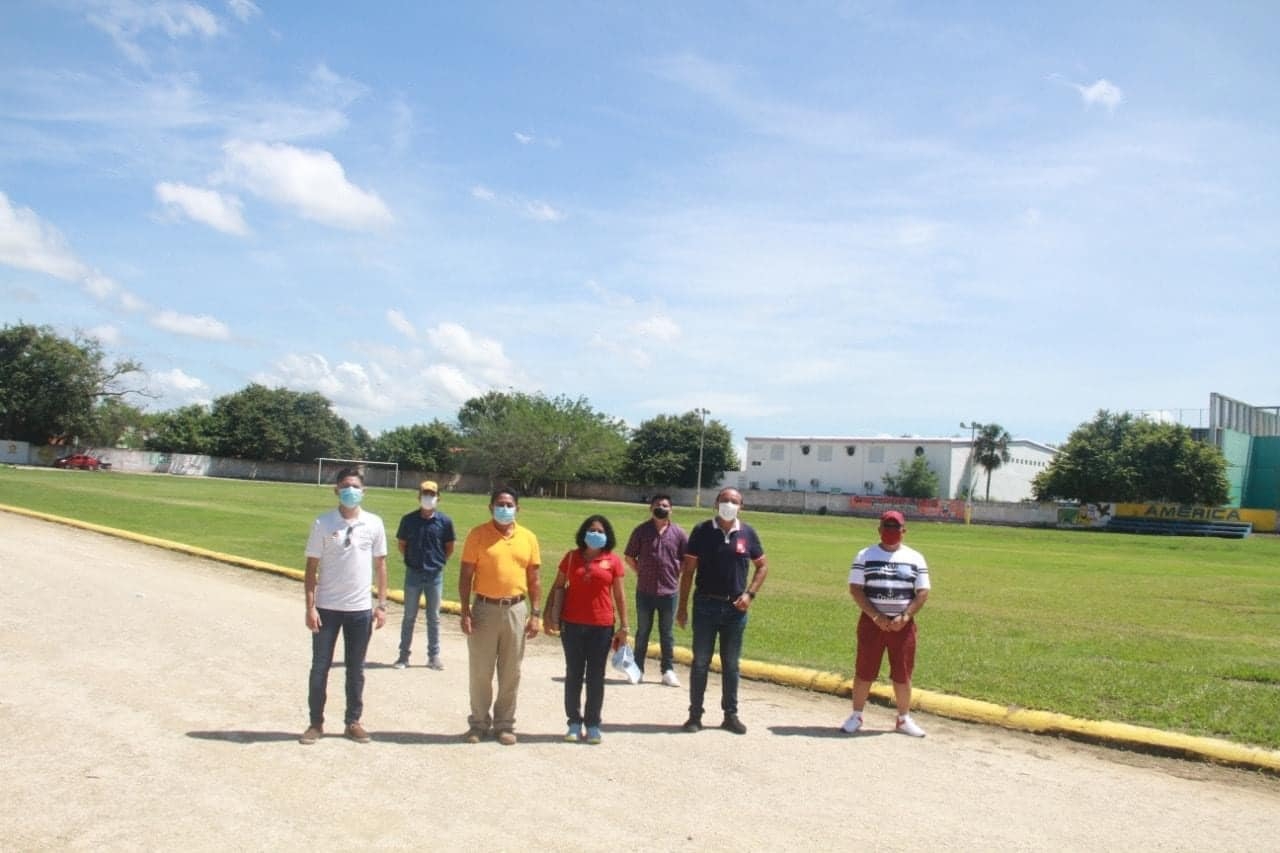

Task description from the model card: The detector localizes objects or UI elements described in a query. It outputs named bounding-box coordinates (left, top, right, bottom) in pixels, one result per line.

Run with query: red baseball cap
left=879, top=510, right=906, bottom=526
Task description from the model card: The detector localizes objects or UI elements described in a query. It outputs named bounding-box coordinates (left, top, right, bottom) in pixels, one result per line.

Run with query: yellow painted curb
left=5, top=503, right=1279, bottom=772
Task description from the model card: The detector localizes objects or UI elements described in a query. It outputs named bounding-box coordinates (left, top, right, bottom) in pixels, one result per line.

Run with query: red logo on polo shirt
left=735, top=540, right=747, bottom=555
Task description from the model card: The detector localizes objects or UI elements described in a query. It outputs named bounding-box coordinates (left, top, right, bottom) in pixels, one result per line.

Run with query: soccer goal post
left=316, top=458, right=400, bottom=490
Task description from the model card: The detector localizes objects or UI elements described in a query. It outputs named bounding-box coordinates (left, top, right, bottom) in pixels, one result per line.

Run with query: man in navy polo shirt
left=393, top=480, right=456, bottom=670
left=676, top=487, right=768, bottom=735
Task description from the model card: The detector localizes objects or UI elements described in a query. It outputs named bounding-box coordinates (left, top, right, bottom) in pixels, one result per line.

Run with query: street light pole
left=694, top=407, right=710, bottom=508
left=960, top=421, right=981, bottom=525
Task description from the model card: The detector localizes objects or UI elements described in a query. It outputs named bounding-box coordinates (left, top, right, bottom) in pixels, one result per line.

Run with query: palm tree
left=975, top=423, right=1012, bottom=501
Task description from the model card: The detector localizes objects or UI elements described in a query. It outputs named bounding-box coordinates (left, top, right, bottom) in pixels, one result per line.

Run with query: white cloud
left=86, top=324, right=121, bottom=346
left=308, top=63, right=369, bottom=108
left=635, top=314, right=681, bottom=343
left=220, top=139, right=393, bottom=231
left=226, top=0, right=260, bottom=23
left=155, top=182, right=249, bottom=235
left=254, top=325, right=528, bottom=426
left=83, top=272, right=117, bottom=300
left=87, top=0, right=221, bottom=64
left=429, top=322, right=511, bottom=372
left=1051, top=74, right=1125, bottom=113
left=514, top=131, right=534, bottom=144
left=524, top=200, right=565, bottom=222
left=0, top=190, right=93, bottom=281
left=152, top=367, right=208, bottom=393
left=150, top=309, right=232, bottom=340
left=386, top=308, right=416, bottom=340
left=469, top=185, right=564, bottom=221
left=1077, top=78, right=1124, bottom=112
left=0, top=191, right=131, bottom=303
left=118, top=291, right=147, bottom=312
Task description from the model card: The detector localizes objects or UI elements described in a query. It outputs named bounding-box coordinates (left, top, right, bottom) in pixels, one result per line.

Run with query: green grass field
left=4, top=466, right=1279, bottom=749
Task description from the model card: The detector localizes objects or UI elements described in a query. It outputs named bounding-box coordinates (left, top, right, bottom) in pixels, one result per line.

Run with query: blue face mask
left=493, top=505, right=517, bottom=524
left=584, top=530, right=608, bottom=549
left=338, top=486, right=363, bottom=508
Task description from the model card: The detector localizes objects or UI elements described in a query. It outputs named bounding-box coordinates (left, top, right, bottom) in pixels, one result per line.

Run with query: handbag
left=542, top=573, right=566, bottom=635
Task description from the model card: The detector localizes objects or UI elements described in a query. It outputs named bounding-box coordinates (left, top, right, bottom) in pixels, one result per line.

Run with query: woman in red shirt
left=545, top=514, right=629, bottom=744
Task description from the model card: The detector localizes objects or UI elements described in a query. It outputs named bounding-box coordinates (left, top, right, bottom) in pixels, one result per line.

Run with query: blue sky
left=2, top=1, right=1277, bottom=448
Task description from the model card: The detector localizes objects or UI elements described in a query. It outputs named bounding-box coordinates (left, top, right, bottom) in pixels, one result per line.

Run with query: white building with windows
left=737, top=435, right=1057, bottom=502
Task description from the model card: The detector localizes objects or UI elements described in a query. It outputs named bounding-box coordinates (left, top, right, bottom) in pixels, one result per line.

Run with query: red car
left=54, top=453, right=109, bottom=470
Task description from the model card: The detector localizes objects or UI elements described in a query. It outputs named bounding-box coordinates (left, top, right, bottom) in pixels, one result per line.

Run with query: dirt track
left=2, top=512, right=1279, bottom=852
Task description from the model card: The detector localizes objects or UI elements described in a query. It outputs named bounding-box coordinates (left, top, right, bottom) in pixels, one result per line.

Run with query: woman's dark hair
left=575, top=514, right=616, bottom=551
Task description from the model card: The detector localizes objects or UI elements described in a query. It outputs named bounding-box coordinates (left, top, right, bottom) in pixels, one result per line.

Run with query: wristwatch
left=531, top=608, right=542, bottom=617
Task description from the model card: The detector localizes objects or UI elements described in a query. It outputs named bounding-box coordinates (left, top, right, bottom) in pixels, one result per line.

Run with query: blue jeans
left=634, top=591, right=676, bottom=674
left=561, top=622, right=614, bottom=728
left=689, top=596, right=748, bottom=717
left=400, top=570, right=444, bottom=659
left=308, top=608, right=373, bottom=726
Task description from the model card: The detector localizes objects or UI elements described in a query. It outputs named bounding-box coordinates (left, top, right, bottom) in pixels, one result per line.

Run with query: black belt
left=696, top=592, right=740, bottom=602
left=475, top=594, right=526, bottom=606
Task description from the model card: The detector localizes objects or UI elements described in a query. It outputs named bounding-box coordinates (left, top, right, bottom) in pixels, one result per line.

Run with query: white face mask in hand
left=717, top=501, right=739, bottom=522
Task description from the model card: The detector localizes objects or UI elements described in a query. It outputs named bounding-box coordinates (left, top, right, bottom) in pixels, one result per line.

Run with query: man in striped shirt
left=843, top=510, right=931, bottom=737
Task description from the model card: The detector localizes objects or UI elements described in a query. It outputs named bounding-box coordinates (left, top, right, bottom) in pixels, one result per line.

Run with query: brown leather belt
left=474, top=594, right=526, bottom=606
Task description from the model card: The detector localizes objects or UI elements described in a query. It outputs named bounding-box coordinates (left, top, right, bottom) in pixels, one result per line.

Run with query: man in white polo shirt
left=300, top=467, right=389, bottom=744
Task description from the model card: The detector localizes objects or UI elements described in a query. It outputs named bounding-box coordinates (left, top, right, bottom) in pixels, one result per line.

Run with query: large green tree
left=144, top=404, right=216, bottom=454
left=458, top=391, right=628, bottom=492
left=0, top=323, right=144, bottom=444
left=82, top=398, right=150, bottom=449
left=623, top=411, right=740, bottom=488
left=207, top=384, right=357, bottom=463
left=973, top=422, right=1012, bottom=501
left=369, top=420, right=461, bottom=472
left=1033, top=410, right=1229, bottom=504
left=882, top=455, right=940, bottom=498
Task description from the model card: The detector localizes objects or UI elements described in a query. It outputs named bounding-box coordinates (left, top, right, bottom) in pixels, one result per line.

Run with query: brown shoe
left=496, top=730, right=517, bottom=746
left=344, top=722, right=371, bottom=743
left=299, top=724, right=323, bottom=745
left=463, top=728, right=484, bottom=744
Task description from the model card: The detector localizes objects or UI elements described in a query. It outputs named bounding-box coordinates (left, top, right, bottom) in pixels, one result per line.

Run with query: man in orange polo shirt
left=458, top=487, right=542, bottom=745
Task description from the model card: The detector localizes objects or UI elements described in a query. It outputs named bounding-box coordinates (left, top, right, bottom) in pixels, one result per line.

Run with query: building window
left=771, top=444, right=785, bottom=461
left=817, top=445, right=833, bottom=462
left=869, top=446, right=885, bottom=463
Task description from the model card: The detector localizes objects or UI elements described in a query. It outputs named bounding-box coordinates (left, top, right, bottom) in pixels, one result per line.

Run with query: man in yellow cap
left=393, top=480, right=456, bottom=669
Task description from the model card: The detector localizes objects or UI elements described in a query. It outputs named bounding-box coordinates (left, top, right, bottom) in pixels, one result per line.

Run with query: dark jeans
left=634, top=591, right=676, bottom=675
left=561, top=621, right=613, bottom=728
left=308, top=607, right=373, bottom=726
left=689, top=596, right=748, bottom=717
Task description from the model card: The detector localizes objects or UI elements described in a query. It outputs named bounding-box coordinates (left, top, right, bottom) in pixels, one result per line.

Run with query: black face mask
left=652, top=507, right=670, bottom=519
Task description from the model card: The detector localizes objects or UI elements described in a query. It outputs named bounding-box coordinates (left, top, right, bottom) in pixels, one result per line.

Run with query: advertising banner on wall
left=1113, top=502, right=1277, bottom=529
left=848, top=496, right=966, bottom=520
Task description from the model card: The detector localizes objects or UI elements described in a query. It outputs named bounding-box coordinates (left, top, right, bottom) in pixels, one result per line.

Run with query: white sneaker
left=661, top=669, right=681, bottom=688
left=896, top=714, right=926, bottom=737
left=840, top=712, right=863, bottom=733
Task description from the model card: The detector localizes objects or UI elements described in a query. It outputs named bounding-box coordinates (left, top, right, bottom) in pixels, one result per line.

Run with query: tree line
left=1, top=323, right=736, bottom=492
left=1, top=323, right=1228, bottom=503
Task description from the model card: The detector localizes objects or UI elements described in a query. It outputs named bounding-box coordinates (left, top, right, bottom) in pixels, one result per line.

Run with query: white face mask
left=717, top=501, right=740, bottom=522
left=420, top=495, right=438, bottom=511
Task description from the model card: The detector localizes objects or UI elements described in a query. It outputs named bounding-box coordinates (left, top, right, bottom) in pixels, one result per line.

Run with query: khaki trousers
left=467, top=598, right=528, bottom=732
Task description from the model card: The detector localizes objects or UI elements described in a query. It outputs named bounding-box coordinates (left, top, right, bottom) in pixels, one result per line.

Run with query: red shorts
left=855, top=613, right=917, bottom=684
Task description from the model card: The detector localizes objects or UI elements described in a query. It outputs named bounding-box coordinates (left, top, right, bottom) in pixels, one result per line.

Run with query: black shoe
left=720, top=714, right=747, bottom=735
left=682, top=716, right=703, bottom=733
